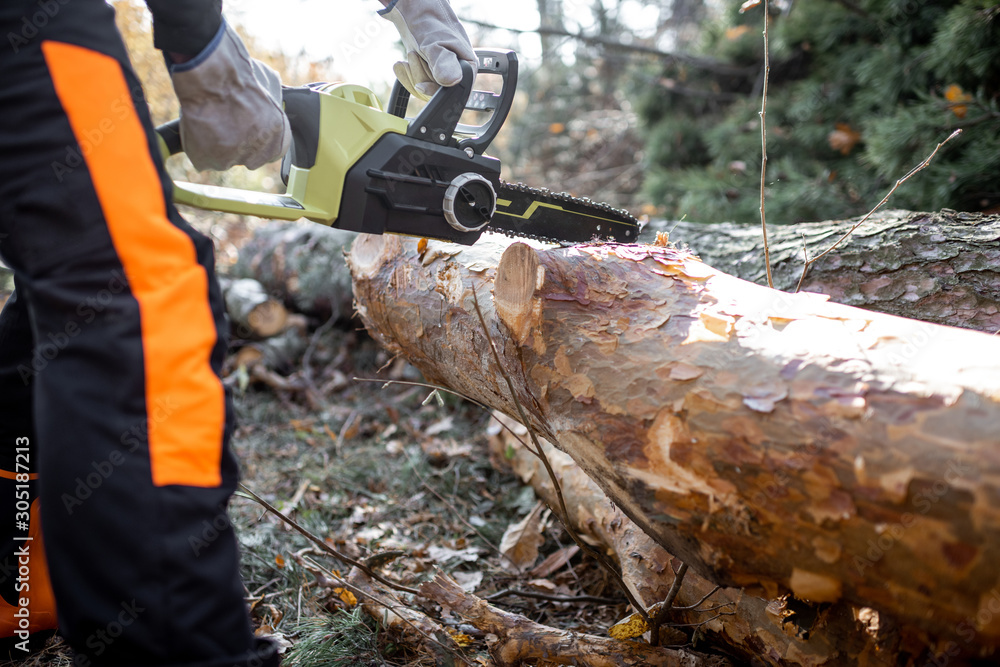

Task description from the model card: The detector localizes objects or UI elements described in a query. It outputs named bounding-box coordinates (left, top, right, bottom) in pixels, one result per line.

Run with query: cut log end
left=349, top=234, right=393, bottom=278
left=246, top=300, right=288, bottom=338
left=494, top=243, right=543, bottom=343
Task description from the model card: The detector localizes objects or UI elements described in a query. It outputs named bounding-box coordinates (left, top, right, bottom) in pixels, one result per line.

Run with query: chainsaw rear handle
left=388, top=49, right=518, bottom=157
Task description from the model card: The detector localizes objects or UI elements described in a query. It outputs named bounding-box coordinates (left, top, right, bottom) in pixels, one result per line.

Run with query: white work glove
left=168, top=19, right=291, bottom=171
left=380, top=0, right=477, bottom=101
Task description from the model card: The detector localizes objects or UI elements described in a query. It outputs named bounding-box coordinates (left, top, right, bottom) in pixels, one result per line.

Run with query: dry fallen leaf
left=609, top=611, right=649, bottom=640
left=499, top=501, right=547, bottom=572
left=334, top=587, right=358, bottom=606
left=530, top=545, right=580, bottom=578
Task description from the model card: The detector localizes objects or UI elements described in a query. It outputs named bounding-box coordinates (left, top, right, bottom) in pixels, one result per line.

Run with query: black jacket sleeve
left=145, top=0, right=223, bottom=56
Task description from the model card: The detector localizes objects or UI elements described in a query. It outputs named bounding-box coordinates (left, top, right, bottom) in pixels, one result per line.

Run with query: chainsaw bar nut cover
left=443, top=173, right=497, bottom=233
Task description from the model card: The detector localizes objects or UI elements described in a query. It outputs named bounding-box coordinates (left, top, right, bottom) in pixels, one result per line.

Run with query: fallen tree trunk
left=420, top=573, right=730, bottom=667
left=488, top=412, right=902, bottom=666
left=348, top=232, right=1000, bottom=659
left=643, top=210, right=1000, bottom=333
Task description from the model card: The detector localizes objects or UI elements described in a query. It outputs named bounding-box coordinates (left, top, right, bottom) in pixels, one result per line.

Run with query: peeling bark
left=348, top=232, right=1000, bottom=659
left=643, top=210, right=1000, bottom=333
left=489, top=412, right=902, bottom=666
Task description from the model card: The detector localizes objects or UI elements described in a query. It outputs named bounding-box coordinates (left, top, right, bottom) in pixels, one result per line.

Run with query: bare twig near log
left=348, top=232, right=1000, bottom=657
left=420, top=573, right=730, bottom=667
left=645, top=210, right=1000, bottom=333
left=489, top=413, right=902, bottom=665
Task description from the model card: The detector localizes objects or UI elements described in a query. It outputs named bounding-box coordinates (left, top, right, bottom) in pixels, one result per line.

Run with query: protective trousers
left=0, top=1, right=277, bottom=665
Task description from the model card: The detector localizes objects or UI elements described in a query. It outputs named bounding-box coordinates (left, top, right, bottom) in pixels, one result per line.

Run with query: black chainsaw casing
left=336, top=134, right=502, bottom=245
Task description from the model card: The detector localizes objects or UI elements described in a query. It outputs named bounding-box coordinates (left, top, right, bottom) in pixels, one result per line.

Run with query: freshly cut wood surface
left=348, top=232, right=1000, bottom=656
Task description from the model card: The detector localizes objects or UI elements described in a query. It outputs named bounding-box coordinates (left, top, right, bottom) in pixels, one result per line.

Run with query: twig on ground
left=293, top=552, right=466, bottom=662
left=237, top=482, right=420, bottom=596
left=485, top=589, right=624, bottom=605
left=410, top=466, right=516, bottom=568
left=353, top=377, right=534, bottom=452
left=795, top=129, right=963, bottom=292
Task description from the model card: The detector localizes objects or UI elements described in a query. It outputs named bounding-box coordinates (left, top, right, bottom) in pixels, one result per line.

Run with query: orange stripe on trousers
left=42, top=41, right=223, bottom=487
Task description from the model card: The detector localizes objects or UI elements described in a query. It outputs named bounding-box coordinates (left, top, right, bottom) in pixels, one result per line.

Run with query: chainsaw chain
left=489, top=180, right=639, bottom=246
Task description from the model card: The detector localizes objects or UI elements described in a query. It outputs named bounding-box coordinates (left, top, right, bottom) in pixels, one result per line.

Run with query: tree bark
left=488, top=412, right=903, bottom=666
left=642, top=209, right=1000, bottom=333
left=347, top=231, right=1000, bottom=659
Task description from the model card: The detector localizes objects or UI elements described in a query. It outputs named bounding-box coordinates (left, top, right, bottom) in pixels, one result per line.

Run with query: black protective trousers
left=0, top=1, right=276, bottom=665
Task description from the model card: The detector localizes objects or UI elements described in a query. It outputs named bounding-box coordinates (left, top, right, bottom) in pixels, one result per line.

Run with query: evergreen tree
left=638, top=0, right=1000, bottom=223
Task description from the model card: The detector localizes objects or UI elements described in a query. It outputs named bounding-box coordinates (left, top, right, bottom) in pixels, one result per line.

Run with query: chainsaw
left=156, top=49, right=639, bottom=246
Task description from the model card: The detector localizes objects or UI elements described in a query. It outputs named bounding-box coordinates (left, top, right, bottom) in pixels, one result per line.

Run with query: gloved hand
left=168, top=19, right=291, bottom=171
left=380, top=0, right=477, bottom=101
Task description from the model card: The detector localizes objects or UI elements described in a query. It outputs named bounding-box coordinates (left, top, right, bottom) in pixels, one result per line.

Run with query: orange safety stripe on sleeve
left=42, top=41, right=224, bottom=488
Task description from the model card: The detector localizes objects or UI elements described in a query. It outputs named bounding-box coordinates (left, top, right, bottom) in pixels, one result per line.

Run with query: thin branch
left=758, top=0, right=774, bottom=288
left=352, top=376, right=534, bottom=452
left=485, top=589, right=623, bottom=604
left=649, top=563, right=689, bottom=647
left=295, top=553, right=464, bottom=661
left=672, top=585, right=723, bottom=611
left=237, top=482, right=421, bottom=596
left=469, top=289, right=650, bottom=623
left=795, top=129, right=962, bottom=292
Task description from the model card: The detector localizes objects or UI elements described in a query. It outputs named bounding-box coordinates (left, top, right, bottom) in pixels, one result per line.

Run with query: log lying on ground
left=348, top=232, right=1000, bottom=658
left=643, top=210, right=1000, bottom=333
left=230, top=221, right=356, bottom=321
left=489, top=412, right=901, bottom=666
left=219, top=276, right=289, bottom=339
left=420, top=573, right=730, bottom=667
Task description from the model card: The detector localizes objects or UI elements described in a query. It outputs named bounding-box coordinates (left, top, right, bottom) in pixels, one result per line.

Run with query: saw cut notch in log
left=348, top=231, right=1000, bottom=659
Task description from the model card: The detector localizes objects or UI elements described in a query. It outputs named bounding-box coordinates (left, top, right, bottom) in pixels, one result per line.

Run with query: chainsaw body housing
left=166, top=51, right=516, bottom=246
